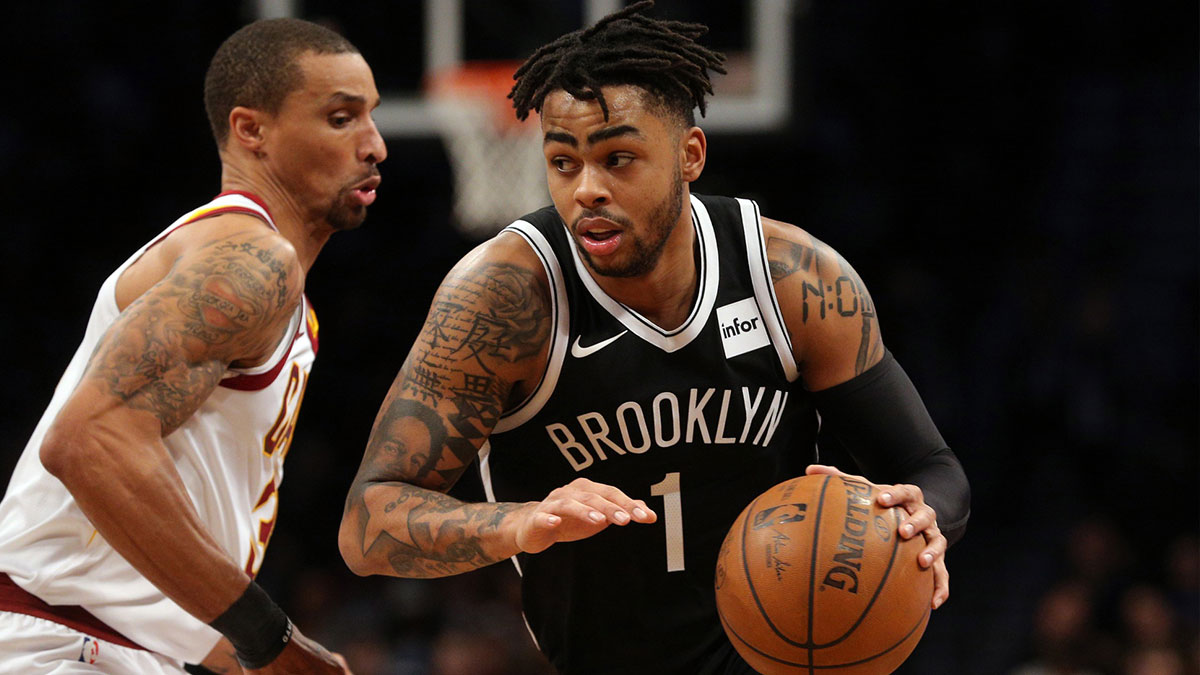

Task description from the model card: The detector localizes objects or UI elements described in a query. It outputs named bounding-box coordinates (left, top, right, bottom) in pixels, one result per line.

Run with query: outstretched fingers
left=576, top=479, right=657, bottom=524
left=548, top=478, right=657, bottom=525
left=518, top=479, right=657, bottom=554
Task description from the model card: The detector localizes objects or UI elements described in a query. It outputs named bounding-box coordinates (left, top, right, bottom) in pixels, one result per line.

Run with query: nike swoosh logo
left=570, top=331, right=628, bottom=358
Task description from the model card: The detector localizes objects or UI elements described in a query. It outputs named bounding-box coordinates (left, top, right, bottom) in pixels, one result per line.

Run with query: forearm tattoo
left=85, top=235, right=297, bottom=434
left=767, top=236, right=881, bottom=375
left=348, top=262, right=550, bottom=577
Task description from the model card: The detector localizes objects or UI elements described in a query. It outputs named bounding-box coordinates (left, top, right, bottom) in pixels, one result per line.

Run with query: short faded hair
left=203, top=18, right=358, bottom=146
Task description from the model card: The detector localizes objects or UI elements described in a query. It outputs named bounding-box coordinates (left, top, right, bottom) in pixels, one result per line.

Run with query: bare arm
left=340, top=237, right=654, bottom=578
left=40, top=224, right=302, bottom=622
left=764, top=219, right=883, bottom=388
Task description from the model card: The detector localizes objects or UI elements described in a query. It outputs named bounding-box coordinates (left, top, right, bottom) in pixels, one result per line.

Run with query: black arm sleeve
left=811, top=350, right=970, bottom=546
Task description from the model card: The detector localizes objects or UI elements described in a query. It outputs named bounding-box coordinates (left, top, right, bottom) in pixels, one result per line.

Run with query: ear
left=680, top=126, right=706, bottom=183
left=228, top=106, right=268, bottom=156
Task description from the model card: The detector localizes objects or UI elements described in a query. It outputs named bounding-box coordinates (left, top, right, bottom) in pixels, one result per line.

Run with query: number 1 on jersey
left=650, top=472, right=684, bottom=572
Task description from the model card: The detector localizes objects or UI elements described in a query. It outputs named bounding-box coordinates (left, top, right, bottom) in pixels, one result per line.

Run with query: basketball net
left=427, top=62, right=549, bottom=239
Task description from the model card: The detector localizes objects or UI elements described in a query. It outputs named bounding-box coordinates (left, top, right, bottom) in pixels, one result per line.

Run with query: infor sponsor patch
left=716, top=298, right=770, bottom=358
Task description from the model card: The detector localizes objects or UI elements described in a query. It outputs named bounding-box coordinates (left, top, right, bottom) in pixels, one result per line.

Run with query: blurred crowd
left=1010, top=521, right=1198, bottom=675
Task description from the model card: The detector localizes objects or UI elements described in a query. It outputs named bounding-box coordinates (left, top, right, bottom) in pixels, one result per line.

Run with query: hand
left=513, top=477, right=657, bottom=554
left=246, top=625, right=352, bottom=674
left=199, top=638, right=244, bottom=674
left=805, top=464, right=950, bottom=609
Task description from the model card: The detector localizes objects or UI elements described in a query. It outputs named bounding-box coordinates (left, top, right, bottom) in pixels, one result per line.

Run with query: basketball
left=714, top=474, right=933, bottom=674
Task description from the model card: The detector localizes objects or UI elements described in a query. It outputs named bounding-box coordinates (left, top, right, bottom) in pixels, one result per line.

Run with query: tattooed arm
left=764, top=218, right=884, bottom=389
left=340, top=235, right=654, bottom=578
left=38, top=216, right=303, bottom=623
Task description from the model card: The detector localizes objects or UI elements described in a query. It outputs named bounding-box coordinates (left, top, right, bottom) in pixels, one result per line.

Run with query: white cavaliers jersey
left=0, top=192, right=318, bottom=664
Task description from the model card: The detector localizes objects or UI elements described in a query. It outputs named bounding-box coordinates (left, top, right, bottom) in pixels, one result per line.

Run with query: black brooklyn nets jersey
left=482, top=194, right=820, bottom=675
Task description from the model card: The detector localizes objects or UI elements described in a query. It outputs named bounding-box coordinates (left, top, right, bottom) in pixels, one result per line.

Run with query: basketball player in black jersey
left=341, top=2, right=969, bottom=673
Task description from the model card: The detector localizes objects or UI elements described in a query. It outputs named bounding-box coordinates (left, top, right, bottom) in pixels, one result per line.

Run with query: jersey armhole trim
left=739, top=198, right=800, bottom=382
left=475, top=441, right=524, bottom=577
left=491, top=222, right=569, bottom=433
left=218, top=296, right=305, bottom=391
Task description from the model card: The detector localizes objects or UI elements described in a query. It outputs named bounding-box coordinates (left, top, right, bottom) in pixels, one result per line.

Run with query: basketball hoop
left=426, top=61, right=549, bottom=238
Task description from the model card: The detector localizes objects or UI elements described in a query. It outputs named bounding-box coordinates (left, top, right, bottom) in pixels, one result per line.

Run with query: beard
left=574, top=167, right=685, bottom=278
left=326, top=195, right=367, bottom=231
left=325, top=169, right=380, bottom=231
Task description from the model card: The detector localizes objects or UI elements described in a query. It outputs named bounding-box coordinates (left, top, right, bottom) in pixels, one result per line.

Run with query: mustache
left=572, top=208, right=633, bottom=229
left=346, top=167, right=381, bottom=188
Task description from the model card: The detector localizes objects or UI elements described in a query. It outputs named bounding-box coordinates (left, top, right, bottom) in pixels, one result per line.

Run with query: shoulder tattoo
left=85, top=234, right=298, bottom=433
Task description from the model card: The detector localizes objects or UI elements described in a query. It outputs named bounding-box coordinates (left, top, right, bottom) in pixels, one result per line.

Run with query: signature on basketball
left=752, top=503, right=808, bottom=581
left=767, top=532, right=793, bottom=581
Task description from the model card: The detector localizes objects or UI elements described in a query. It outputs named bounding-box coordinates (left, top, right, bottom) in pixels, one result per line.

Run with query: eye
left=551, top=157, right=579, bottom=173
left=329, top=113, right=353, bottom=128
left=607, top=153, right=634, bottom=168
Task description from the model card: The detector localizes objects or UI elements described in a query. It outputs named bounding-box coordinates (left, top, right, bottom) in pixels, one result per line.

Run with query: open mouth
left=584, top=229, right=620, bottom=242
left=576, top=217, right=625, bottom=255
left=349, top=175, right=381, bottom=206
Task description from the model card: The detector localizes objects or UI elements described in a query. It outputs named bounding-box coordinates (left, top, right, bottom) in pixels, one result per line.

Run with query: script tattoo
left=348, top=261, right=550, bottom=577
left=767, top=235, right=881, bottom=374
left=84, top=234, right=297, bottom=434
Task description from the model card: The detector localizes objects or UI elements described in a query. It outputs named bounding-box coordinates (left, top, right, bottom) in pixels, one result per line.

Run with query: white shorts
left=0, top=611, right=185, bottom=674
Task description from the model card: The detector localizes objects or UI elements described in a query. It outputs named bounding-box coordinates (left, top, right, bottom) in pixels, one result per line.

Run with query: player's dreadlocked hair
left=509, top=0, right=727, bottom=127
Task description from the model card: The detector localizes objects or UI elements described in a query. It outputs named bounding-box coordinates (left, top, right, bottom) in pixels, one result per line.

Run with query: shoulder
left=762, top=217, right=864, bottom=304
left=441, top=226, right=552, bottom=304
left=409, top=226, right=556, bottom=400
left=119, top=211, right=304, bottom=317
left=129, top=213, right=305, bottom=364
left=167, top=212, right=304, bottom=306
left=761, top=217, right=829, bottom=283
left=760, top=216, right=884, bottom=389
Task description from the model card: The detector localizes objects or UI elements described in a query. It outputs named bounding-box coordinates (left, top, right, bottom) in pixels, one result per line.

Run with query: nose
left=573, top=164, right=609, bottom=209
left=361, top=116, right=387, bottom=165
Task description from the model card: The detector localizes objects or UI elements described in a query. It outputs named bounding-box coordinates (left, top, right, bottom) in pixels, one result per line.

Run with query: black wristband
left=209, top=581, right=293, bottom=669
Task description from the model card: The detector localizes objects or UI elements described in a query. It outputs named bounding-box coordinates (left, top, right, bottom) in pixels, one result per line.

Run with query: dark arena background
left=1, top=2, right=1195, bottom=673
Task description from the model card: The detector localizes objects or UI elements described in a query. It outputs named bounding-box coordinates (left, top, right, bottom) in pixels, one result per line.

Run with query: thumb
left=805, top=464, right=846, bottom=477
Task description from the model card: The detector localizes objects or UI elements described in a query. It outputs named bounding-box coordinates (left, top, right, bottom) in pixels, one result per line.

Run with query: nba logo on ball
left=717, top=298, right=769, bottom=358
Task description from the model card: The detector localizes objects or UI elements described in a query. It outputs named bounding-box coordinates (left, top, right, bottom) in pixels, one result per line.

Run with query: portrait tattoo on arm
left=767, top=235, right=881, bottom=375
left=348, top=262, right=550, bottom=576
left=84, top=234, right=298, bottom=435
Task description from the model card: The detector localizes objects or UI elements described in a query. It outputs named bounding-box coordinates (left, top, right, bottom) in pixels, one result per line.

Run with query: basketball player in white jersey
left=340, top=3, right=968, bottom=674
left=0, top=18, right=384, bottom=674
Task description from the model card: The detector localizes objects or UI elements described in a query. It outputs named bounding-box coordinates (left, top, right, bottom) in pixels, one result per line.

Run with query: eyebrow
left=327, top=91, right=377, bottom=107
left=543, top=124, right=645, bottom=147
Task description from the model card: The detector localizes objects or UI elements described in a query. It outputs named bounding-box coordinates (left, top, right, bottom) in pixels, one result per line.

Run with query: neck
left=220, top=159, right=333, bottom=273
left=590, top=198, right=698, bottom=331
